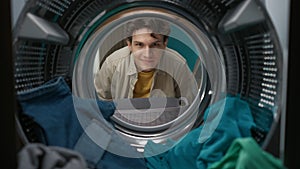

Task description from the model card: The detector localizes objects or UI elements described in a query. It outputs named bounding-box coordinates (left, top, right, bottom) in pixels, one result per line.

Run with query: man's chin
left=140, top=67, right=155, bottom=72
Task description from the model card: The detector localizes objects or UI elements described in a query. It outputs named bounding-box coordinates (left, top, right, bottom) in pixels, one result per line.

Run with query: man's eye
left=151, top=42, right=160, bottom=47
left=135, top=43, right=143, bottom=47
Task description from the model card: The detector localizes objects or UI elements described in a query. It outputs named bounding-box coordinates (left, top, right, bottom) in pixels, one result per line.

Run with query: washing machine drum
left=14, top=0, right=284, bottom=161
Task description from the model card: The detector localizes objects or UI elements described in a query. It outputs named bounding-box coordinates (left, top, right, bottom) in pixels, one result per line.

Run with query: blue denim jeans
left=17, top=76, right=147, bottom=169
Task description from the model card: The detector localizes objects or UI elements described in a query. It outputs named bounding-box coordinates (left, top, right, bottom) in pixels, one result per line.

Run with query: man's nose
left=143, top=46, right=151, bottom=58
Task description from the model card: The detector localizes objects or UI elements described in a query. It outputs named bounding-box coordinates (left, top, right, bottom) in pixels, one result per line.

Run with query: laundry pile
left=144, top=95, right=286, bottom=169
left=17, top=76, right=147, bottom=169
left=16, top=77, right=285, bottom=169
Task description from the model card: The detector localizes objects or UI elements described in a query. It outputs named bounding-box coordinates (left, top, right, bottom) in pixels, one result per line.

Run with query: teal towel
left=145, top=95, right=256, bottom=169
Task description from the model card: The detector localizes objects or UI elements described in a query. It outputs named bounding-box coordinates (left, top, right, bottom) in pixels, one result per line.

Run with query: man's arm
left=94, top=60, right=113, bottom=100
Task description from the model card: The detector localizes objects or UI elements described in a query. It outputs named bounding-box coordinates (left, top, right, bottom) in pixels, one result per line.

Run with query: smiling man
left=94, top=18, right=197, bottom=104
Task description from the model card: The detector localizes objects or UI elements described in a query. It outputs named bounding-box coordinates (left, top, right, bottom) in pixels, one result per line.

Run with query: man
left=94, top=18, right=197, bottom=105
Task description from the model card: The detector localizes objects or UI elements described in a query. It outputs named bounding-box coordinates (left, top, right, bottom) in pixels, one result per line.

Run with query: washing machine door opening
left=72, top=8, right=227, bottom=155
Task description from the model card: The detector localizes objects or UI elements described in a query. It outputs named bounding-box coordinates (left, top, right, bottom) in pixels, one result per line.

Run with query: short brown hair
left=125, top=18, right=170, bottom=43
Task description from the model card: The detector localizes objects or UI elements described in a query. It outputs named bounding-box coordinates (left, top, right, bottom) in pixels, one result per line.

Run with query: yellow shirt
left=133, top=70, right=155, bottom=98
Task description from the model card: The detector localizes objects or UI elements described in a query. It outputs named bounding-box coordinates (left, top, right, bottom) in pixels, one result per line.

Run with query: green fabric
left=208, top=137, right=286, bottom=169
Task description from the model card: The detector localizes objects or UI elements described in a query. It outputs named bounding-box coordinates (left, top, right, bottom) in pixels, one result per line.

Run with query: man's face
left=127, top=28, right=168, bottom=72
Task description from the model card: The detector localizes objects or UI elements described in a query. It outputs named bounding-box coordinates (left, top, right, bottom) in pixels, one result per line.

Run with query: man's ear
left=127, top=40, right=132, bottom=51
left=163, top=37, right=168, bottom=47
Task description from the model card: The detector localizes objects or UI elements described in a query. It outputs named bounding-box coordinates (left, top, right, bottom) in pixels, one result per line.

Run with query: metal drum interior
left=13, top=0, right=284, bottom=160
